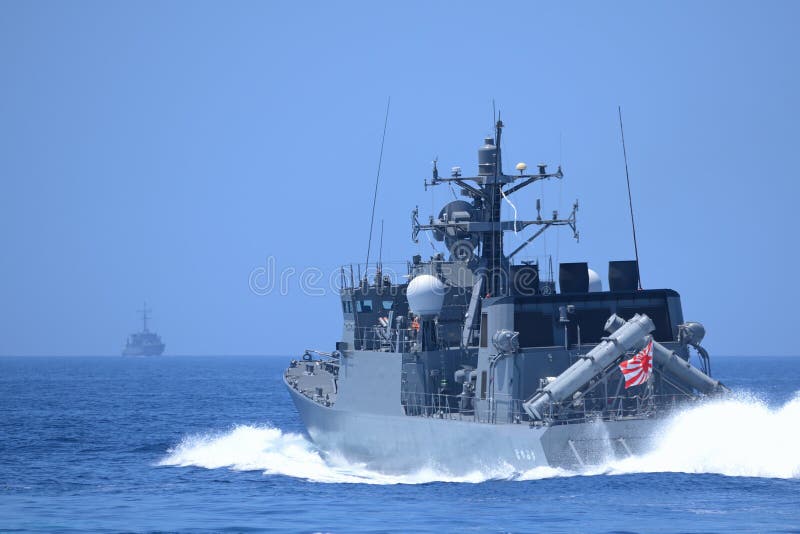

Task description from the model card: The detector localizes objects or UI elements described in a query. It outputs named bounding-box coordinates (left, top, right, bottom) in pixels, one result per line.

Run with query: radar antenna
left=412, top=117, right=578, bottom=296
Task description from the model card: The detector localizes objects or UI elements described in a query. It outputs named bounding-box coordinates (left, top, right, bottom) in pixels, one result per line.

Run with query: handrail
left=402, top=392, right=526, bottom=425
left=338, top=262, right=412, bottom=290
left=539, top=392, right=695, bottom=425
left=400, top=391, right=696, bottom=426
left=353, top=325, right=419, bottom=352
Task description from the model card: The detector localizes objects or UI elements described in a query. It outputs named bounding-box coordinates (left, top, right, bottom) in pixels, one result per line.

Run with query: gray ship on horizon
left=285, top=117, right=727, bottom=473
left=122, top=303, right=165, bottom=356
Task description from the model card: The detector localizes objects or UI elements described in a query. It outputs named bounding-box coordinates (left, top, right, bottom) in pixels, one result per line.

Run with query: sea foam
left=159, top=393, right=800, bottom=484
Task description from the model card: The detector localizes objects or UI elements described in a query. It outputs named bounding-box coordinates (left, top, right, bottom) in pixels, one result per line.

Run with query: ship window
left=382, top=300, right=393, bottom=311
left=514, top=312, right=555, bottom=347
left=342, top=300, right=353, bottom=314
left=480, top=313, right=488, bottom=348
left=357, top=299, right=373, bottom=313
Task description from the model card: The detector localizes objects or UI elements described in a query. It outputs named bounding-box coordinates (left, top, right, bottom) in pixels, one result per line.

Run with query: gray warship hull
left=286, top=374, right=659, bottom=473
left=122, top=343, right=166, bottom=356
left=284, top=118, right=726, bottom=472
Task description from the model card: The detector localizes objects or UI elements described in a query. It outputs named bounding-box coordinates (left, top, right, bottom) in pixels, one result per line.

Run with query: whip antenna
left=364, top=97, right=391, bottom=280
left=618, top=106, right=642, bottom=289
left=378, top=219, right=384, bottom=271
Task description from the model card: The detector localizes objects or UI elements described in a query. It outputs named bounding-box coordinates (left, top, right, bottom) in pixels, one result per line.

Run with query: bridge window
left=382, top=300, right=393, bottom=311
left=342, top=300, right=353, bottom=314
left=515, top=311, right=555, bottom=347
left=356, top=299, right=373, bottom=313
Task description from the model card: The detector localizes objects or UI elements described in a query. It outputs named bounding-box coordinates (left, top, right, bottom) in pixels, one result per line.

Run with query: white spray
left=159, top=393, right=800, bottom=484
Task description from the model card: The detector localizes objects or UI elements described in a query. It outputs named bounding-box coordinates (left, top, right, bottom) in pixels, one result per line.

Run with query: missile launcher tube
left=604, top=314, right=724, bottom=394
left=523, top=314, right=656, bottom=420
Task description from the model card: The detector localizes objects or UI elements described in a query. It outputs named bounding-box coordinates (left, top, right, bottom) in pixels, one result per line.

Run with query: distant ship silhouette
left=122, top=303, right=165, bottom=356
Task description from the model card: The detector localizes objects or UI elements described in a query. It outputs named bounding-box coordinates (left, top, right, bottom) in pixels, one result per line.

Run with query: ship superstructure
left=284, top=118, right=726, bottom=471
left=122, top=303, right=165, bottom=356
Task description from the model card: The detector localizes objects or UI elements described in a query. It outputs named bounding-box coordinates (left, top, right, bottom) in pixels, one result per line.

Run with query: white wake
left=157, top=424, right=531, bottom=484
left=159, top=393, right=800, bottom=484
left=600, top=393, right=800, bottom=479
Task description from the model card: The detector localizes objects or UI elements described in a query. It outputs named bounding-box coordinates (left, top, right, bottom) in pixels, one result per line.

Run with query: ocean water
left=1, top=355, right=799, bottom=533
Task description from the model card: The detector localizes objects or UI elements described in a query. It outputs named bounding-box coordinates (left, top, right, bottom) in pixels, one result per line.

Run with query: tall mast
left=413, top=117, right=578, bottom=297
left=479, top=119, right=505, bottom=296
left=138, top=302, right=151, bottom=332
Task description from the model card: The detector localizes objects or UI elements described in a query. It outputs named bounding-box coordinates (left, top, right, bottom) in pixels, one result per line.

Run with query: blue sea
left=1, top=355, right=799, bottom=533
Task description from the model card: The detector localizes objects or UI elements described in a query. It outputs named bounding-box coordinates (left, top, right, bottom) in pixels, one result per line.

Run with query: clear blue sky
left=1, top=1, right=798, bottom=356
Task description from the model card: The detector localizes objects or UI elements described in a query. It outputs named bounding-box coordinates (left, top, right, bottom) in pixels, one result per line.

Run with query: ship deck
left=285, top=359, right=338, bottom=407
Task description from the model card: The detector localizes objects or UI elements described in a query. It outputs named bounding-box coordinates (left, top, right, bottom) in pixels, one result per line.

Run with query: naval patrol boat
left=122, top=303, right=165, bottom=356
left=285, top=118, right=727, bottom=471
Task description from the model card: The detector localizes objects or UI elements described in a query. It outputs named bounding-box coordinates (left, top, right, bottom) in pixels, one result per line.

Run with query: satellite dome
left=588, top=268, right=603, bottom=292
left=407, top=274, right=446, bottom=316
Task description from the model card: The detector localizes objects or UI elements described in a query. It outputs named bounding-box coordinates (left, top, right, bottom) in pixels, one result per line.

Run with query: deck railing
left=401, top=392, right=527, bottom=424
left=354, top=325, right=420, bottom=352
left=400, top=391, right=692, bottom=426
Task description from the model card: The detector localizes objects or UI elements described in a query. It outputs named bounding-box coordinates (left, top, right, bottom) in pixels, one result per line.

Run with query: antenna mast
left=138, top=302, right=151, bottom=332
left=618, top=106, right=642, bottom=290
left=364, top=97, right=391, bottom=280
left=413, top=115, right=578, bottom=296
left=378, top=219, right=384, bottom=270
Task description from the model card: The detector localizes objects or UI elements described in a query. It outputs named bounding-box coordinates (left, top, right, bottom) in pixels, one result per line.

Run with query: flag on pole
left=619, top=339, right=654, bottom=388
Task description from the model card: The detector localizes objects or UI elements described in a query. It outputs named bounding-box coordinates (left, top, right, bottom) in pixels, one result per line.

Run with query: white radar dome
left=407, top=274, right=446, bottom=316
left=588, top=268, right=603, bottom=292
